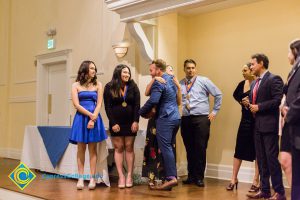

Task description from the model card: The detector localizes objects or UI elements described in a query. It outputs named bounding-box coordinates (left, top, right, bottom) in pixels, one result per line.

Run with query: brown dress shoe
left=149, top=179, right=178, bottom=191
left=246, top=191, right=271, bottom=199
left=267, top=192, right=286, bottom=200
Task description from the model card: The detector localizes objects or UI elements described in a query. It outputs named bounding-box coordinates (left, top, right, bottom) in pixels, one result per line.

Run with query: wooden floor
left=0, top=158, right=290, bottom=200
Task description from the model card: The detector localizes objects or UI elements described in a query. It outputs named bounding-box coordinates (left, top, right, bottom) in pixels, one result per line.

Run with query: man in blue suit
left=139, top=59, right=181, bottom=191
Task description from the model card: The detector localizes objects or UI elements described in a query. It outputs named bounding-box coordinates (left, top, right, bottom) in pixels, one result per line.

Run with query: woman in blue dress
left=69, top=60, right=107, bottom=190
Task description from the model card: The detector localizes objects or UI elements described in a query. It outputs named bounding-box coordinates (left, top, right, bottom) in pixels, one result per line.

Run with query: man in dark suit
left=245, top=54, right=285, bottom=200
left=284, top=49, right=300, bottom=200
left=139, top=59, right=181, bottom=191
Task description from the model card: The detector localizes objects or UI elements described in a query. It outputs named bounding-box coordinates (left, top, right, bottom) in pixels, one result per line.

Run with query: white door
left=47, top=62, right=69, bottom=126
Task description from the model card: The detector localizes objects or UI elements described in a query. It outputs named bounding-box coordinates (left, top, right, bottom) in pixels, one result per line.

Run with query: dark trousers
left=181, top=115, right=210, bottom=180
left=254, top=131, right=285, bottom=195
left=292, top=139, right=300, bottom=200
left=156, top=118, right=180, bottom=178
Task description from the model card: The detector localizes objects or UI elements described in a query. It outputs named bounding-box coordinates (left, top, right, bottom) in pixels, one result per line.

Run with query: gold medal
left=186, top=104, right=191, bottom=110
left=152, top=128, right=156, bottom=135
left=122, top=101, right=127, bottom=107
left=186, top=94, right=190, bottom=100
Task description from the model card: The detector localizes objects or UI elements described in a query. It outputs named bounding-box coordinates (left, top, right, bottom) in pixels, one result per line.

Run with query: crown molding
left=104, top=0, right=223, bottom=22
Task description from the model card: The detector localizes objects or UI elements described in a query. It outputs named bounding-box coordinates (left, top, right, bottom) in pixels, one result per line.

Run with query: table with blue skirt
left=21, top=125, right=146, bottom=187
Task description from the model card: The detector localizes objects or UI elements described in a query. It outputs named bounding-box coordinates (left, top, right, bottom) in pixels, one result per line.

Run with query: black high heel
left=248, top=184, right=260, bottom=193
left=226, top=181, right=238, bottom=191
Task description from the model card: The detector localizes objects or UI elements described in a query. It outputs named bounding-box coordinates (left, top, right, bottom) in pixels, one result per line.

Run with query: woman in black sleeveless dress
left=226, top=63, right=260, bottom=192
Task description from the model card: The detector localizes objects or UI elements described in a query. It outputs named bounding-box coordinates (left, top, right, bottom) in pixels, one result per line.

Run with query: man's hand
left=154, top=76, right=166, bottom=84
left=208, top=113, right=216, bottom=122
left=249, top=104, right=259, bottom=113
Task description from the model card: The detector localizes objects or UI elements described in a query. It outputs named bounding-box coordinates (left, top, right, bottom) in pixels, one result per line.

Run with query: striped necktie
left=252, top=78, right=261, bottom=104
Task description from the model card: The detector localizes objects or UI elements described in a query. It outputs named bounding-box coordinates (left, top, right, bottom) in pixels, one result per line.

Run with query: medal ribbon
left=185, top=77, right=197, bottom=94
left=121, top=85, right=128, bottom=102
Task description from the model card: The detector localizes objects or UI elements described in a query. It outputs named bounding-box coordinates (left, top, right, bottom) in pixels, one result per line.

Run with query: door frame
left=36, top=49, right=72, bottom=125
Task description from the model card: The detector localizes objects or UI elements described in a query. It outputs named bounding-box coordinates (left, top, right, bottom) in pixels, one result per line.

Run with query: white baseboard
left=0, top=148, right=22, bottom=159
left=177, top=161, right=188, bottom=176
left=205, top=163, right=253, bottom=182
left=179, top=162, right=255, bottom=183
left=177, top=162, right=289, bottom=187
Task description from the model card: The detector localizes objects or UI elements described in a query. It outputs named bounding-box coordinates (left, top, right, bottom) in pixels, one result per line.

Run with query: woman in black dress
left=226, top=63, right=260, bottom=192
left=104, top=64, right=140, bottom=188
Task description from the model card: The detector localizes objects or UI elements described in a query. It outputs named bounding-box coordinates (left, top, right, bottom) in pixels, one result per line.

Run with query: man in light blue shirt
left=180, top=59, right=222, bottom=187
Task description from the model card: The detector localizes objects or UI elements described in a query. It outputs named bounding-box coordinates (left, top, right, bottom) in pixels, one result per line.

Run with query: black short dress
left=233, top=80, right=256, bottom=162
left=104, top=81, right=140, bottom=137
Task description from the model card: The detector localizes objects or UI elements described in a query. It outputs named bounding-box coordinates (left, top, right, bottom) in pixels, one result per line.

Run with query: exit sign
left=47, top=39, right=55, bottom=49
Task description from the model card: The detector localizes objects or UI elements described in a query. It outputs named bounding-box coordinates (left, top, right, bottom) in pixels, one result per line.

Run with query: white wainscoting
left=14, top=79, right=36, bottom=85
left=8, top=96, right=36, bottom=103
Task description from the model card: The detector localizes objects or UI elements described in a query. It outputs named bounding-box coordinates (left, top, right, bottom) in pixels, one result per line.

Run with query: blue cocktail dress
left=69, top=91, right=107, bottom=144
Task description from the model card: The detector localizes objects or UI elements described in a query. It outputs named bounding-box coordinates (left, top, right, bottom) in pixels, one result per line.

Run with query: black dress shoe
left=195, top=179, right=205, bottom=187
left=246, top=191, right=271, bottom=199
left=182, top=177, right=194, bottom=184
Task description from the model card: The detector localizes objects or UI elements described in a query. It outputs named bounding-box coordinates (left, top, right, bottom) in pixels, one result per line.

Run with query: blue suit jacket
left=139, top=73, right=180, bottom=121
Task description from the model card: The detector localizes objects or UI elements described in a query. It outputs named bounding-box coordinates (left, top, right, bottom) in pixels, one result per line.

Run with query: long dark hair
left=290, top=39, right=300, bottom=60
left=76, top=60, right=97, bottom=86
left=110, top=64, right=132, bottom=98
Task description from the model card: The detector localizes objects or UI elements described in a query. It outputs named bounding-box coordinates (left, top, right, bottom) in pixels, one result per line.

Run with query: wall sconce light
left=112, top=41, right=130, bottom=58
left=46, top=28, right=57, bottom=37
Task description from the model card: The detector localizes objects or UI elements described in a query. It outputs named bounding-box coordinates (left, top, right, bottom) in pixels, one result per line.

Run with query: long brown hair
left=76, top=60, right=97, bottom=86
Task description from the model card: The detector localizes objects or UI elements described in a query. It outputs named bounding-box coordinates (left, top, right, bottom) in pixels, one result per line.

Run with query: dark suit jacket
left=249, top=71, right=284, bottom=133
left=286, top=61, right=300, bottom=149
left=139, top=73, right=180, bottom=121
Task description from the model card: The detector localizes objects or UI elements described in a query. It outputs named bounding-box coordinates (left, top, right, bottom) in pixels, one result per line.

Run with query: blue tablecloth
left=37, top=126, right=71, bottom=168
